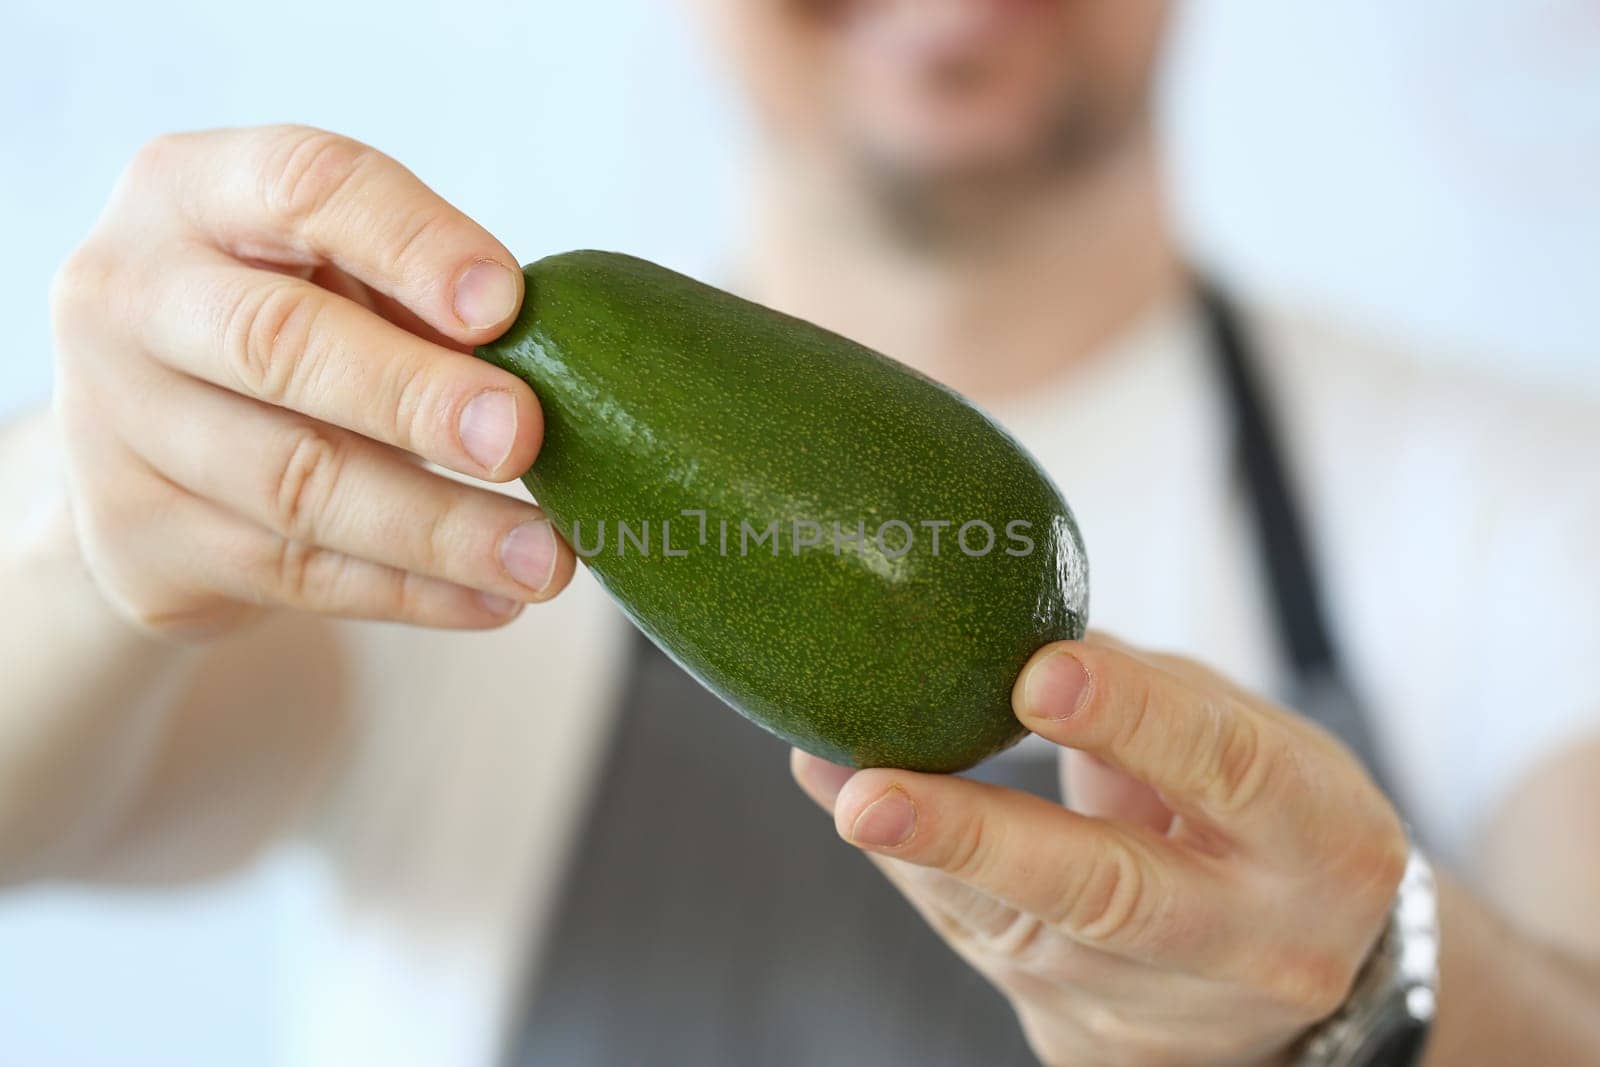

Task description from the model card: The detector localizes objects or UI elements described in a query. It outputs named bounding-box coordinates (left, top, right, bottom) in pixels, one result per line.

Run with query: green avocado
left=475, top=251, right=1088, bottom=772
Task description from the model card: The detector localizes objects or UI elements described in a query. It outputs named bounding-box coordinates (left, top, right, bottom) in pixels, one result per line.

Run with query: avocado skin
left=476, top=251, right=1088, bottom=773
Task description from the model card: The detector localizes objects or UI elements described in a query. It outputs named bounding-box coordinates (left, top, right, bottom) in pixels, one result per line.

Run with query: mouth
left=835, top=0, right=1049, bottom=66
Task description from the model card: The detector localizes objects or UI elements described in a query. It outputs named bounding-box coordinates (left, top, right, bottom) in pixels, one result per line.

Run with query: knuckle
left=385, top=356, right=437, bottom=452
left=50, top=245, right=117, bottom=337
left=943, top=810, right=991, bottom=881
left=983, top=910, right=1052, bottom=965
left=123, top=132, right=185, bottom=189
left=386, top=206, right=457, bottom=282
left=1329, top=823, right=1410, bottom=916
left=416, top=502, right=470, bottom=579
left=1072, top=1005, right=1169, bottom=1065
left=271, top=427, right=348, bottom=539
left=407, top=502, right=461, bottom=580
left=1201, top=706, right=1278, bottom=815
left=271, top=537, right=321, bottom=602
left=261, top=126, right=376, bottom=225
left=1053, top=839, right=1152, bottom=946
left=224, top=280, right=323, bottom=402
left=1265, top=948, right=1355, bottom=1020
left=388, top=569, right=429, bottom=620
left=1109, top=672, right=1157, bottom=755
left=1368, top=833, right=1410, bottom=901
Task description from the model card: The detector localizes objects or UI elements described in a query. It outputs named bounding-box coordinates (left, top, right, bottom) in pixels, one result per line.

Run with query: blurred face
left=697, top=0, right=1172, bottom=203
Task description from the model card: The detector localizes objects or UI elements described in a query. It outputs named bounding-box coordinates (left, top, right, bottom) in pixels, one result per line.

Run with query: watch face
left=1363, top=1017, right=1431, bottom=1067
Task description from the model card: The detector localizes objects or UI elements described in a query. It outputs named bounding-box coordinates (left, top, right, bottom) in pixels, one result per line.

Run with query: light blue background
left=0, top=1, right=1596, bottom=1064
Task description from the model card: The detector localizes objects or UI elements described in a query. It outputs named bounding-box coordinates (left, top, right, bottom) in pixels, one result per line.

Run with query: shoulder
left=1233, top=298, right=1600, bottom=856
left=1238, top=295, right=1600, bottom=639
left=1239, top=300, right=1600, bottom=544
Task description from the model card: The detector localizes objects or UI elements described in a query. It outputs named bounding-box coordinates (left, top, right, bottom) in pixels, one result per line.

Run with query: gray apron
left=508, top=284, right=1391, bottom=1066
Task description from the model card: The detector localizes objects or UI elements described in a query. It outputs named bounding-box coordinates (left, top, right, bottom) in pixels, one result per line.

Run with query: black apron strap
left=1193, top=279, right=1394, bottom=796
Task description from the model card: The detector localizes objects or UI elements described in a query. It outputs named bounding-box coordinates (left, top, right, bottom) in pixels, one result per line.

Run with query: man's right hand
left=49, top=125, right=577, bottom=639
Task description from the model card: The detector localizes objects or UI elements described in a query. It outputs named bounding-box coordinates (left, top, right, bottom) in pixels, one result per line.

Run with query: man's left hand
left=792, top=633, right=1409, bottom=1066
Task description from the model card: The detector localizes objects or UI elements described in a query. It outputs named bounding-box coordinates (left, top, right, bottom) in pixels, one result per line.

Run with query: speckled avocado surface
left=476, top=251, right=1088, bottom=772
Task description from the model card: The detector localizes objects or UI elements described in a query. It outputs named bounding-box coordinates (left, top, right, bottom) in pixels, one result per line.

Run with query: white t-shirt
left=281, top=294, right=1600, bottom=1066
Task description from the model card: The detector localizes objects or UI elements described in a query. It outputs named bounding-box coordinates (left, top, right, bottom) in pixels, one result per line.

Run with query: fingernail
left=478, top=591, right=522, bottom=617
left=795, top=753, right=854, bottom=804
left=500, top=520, right=558, bottom=594
left=453, top=260, right=520, bottom=329
left=849, top=787, right=917, bottom=848
left=1023, top=649, right=1090, bottom=720
left=459, top=391, right=517, bottom=472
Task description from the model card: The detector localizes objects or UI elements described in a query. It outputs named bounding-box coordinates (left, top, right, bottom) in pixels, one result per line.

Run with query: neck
left=742, top=132, right=1183, bottom=405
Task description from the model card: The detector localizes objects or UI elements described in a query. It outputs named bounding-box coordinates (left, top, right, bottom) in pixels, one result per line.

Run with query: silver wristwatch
left=1293, top=848, right=1439, bottom=1067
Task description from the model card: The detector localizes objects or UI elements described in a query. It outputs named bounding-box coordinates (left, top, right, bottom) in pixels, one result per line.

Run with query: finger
left=791, top=749, right=856, bottom=811
left=830, top=768, right=1223, bottom=963
left=306, top=264, right=473, bottom=353
left=874, top=854, right=1064, bottom=960
left=791, top=751, right=1138, bottom=976
left=140, top=257, right=541, bottom=480
left=868, top=852, right=1161, bottom=997
left=1086, top=630, right=1286, bottom=717
left=144, top=125, right=524, bottom=343
left=1013, top=641, right=1317, bottom=846
left=119, top=370, right=574, bottom=602
left=1090, top=631, right=1354, bottom=756
left=1061, top=751, right=1174, bottom=833
left=115, top=480, right=523, bottom=630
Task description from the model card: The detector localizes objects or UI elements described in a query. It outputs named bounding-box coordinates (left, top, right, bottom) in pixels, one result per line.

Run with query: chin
left=842, top=85, right=1106, bottom=197
left=852, top=109, right=1069, bottom=183
left=822, top=3, right=1102, bottom=185
left=726, top=0, right=1165, bottom=203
